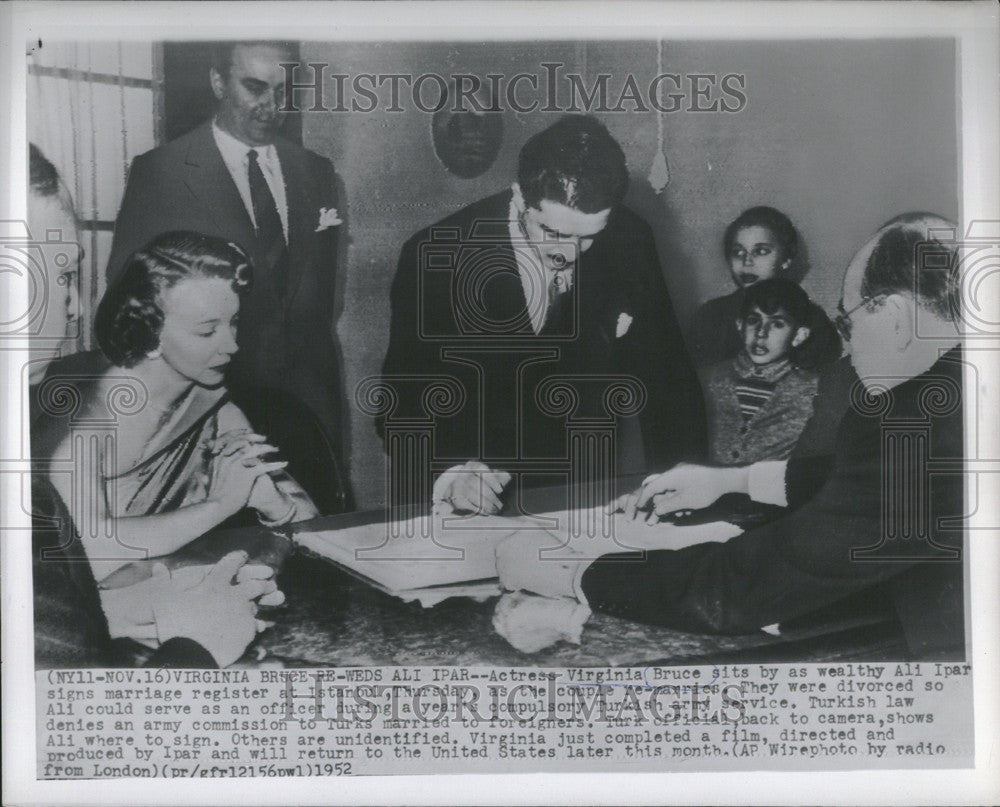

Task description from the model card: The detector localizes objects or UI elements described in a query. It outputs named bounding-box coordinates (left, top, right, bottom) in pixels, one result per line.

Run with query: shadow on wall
left=626, top=177, right=699, bottom=330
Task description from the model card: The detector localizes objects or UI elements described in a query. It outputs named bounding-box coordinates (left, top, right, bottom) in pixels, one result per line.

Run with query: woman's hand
left=207, top=443, right=287, bottom=519
left=203, top=428, right=267, bottom=458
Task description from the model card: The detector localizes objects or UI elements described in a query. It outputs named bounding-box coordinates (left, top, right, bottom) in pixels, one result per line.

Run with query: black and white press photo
left=2, top=1, right=998, bottom=804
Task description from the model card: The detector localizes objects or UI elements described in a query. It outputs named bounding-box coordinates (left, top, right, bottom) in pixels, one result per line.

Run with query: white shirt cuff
left=747, top=460, right=789, bottom=507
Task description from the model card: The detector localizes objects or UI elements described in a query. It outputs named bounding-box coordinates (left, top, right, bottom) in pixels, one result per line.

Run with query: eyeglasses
left=834, top=294, right=885, bottom=341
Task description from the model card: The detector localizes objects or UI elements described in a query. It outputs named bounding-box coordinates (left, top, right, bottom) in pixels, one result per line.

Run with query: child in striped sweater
left=700, top=279, right=835, bottom=466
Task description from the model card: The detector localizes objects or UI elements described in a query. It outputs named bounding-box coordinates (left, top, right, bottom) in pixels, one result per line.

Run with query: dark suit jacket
left=790, top=354, right=858, bottom=460
left=380, top=190, right=705, bottom=493
left=582, top=347, right=966, bottom=660
left=106, top=122, right=343, bottom=450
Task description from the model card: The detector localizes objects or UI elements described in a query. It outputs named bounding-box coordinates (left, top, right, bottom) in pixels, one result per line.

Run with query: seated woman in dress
left=33, top=231, right=317, bottom=642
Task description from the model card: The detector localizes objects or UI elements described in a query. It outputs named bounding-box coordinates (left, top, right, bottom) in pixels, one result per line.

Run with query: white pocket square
left=315, top=207, right=343, bottom=231
left=615, top=312, right=634, bottom=338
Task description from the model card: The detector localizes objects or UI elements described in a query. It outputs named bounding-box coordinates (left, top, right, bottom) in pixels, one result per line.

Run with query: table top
left=261, top=478, right=904, bottom=666
left=261, top=553, right=904, bottom=667
left=117, top=480, right=908, bottom=667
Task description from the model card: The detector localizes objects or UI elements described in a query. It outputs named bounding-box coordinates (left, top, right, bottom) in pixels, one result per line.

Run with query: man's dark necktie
left=540, top=273, right=572, bottom=336
left=247, top=149, right=288, bottom=290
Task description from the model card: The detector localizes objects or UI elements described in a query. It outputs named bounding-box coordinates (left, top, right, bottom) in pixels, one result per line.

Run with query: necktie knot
left=541, top=270, right=573, bottom=335
left=247, top=149, right=282, bottom=242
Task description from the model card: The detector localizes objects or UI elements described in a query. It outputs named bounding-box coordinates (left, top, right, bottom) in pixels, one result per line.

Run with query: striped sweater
left=700, top=353, right=819, bottom=466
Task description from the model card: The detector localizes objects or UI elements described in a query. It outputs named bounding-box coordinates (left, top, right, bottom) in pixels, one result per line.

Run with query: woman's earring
left=146, top=348, right=162, bottom=360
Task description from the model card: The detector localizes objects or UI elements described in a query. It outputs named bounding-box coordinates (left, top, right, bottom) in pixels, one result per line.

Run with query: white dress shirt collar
left=211, top=120, right=289, bottom=240
left=212, top=119, right=278, bottom=165
left=508, top=190, right=573, bottom=335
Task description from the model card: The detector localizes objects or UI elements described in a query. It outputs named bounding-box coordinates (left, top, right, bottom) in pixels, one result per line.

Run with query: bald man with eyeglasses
left=499, top=213, right=966, bottom=661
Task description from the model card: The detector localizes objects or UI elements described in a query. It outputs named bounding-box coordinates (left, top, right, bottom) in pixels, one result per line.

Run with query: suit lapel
left=182, top=123, right=257, bottom=255
left=484, top=191, right=537, bottom=334
left=483, top=246, right=532, bottom=333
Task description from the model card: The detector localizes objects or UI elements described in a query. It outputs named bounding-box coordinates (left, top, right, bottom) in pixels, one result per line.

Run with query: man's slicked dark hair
left=739, top=278, right=811, bottom=325
left=210, top=40, right=296, bottom=82
left=517, top=115, right=629, bottom=213
left=29, top=144, right=61, bottom=198
left=863, top=213, right=960, bottom=322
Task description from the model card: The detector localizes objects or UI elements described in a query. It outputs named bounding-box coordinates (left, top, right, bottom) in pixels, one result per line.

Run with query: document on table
left=291, top=508, right=742, bottom=606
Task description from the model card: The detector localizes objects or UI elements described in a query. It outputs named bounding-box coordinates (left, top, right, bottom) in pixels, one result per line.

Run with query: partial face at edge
left=26, top=189, right=81, bottom=384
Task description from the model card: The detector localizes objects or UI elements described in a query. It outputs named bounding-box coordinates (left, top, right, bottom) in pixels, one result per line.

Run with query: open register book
left=291, top=508, right=742, bottom=607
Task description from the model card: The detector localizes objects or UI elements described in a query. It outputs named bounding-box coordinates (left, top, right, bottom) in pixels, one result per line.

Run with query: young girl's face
left=728, top=225, right=790, bottom=288
left=739, top=305, right=809, bottom=365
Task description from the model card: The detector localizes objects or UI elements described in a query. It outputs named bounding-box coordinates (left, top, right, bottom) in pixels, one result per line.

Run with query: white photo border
left=2, top=1, right=998, bottom=805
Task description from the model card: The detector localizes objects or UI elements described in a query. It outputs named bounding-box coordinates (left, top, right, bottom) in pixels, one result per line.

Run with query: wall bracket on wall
left=648, top=39, right=671, bottom=194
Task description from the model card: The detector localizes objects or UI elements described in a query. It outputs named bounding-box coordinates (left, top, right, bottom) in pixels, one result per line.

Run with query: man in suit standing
left=107, top=42, right=346, bottom=510
left=380, top=115, right=705, bottom=513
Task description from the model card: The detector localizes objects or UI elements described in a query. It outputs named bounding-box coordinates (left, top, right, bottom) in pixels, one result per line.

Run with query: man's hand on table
left=432, top=461, right=511, bottom=515
left=150, top=550, right=285, bottom=668
left=607, top=463, right=750, bottom=523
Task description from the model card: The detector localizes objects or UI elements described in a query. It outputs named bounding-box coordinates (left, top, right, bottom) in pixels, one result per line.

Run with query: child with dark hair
left=686, top=206, right=802, bottom=367
left=701, top=279, right=836, bottom=466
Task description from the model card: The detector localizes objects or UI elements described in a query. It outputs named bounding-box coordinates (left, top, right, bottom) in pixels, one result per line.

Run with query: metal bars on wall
left=28, top=41, right=161, bottom=350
